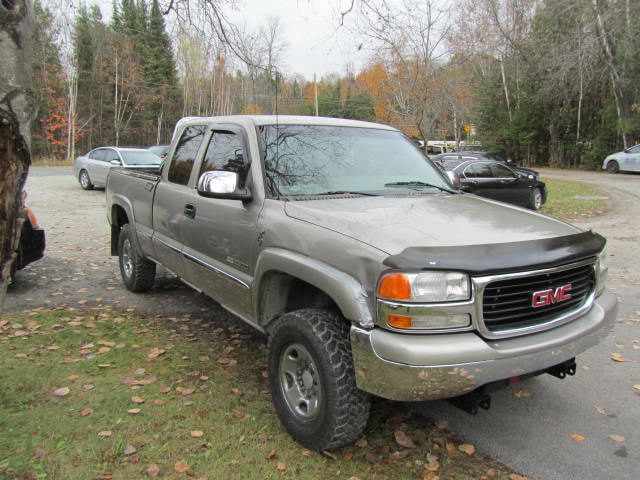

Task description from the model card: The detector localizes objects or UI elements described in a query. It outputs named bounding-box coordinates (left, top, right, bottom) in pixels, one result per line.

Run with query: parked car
left=73, top=147, right=162, bottom=189
left=432, top=153, right=546, bottom=210
left=147, top=144, right=170, bottom=159
left=106, top=115, right=616, bottom=451
left=602, top=144, right=640, bottom=173
left=12, top=192, right=45, bottom=281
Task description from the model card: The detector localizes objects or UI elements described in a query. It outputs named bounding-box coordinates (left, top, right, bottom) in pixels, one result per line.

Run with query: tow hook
left=546, top=358, right=577, bottom=379
left=449, top=388, right=491, bottom=415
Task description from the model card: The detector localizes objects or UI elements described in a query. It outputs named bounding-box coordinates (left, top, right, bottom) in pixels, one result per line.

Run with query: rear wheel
left=529, top=187, right=543, bottom=210
left=79, top=169, right=93, bottom=190
left=268, top=308, right=370, bottom=451
left=606, top=160, right=620, bottom=174
left=118, top=224, right=156, bottom=292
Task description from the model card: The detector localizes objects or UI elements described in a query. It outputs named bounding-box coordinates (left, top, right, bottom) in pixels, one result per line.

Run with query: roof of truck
left=173, top=115, right=397, bottom=132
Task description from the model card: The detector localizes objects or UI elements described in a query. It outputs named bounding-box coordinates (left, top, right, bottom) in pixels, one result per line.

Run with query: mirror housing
left=110, top=159, right=122, bottom=166
left=446, top=171, right=461, bottom=189
left=197, top=171, right=251, bottom=201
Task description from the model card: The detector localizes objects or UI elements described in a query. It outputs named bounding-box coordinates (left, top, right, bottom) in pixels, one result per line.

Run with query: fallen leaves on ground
left=276, top=462, right=287, bottom=472
left=52, top=387, right=70, bottom=397
left=608, top=434, right=625, bottom=444
left=393, top=429, right=415, bottom=449
left=146, top=464, right=160, bottom=477
left=174, top=461, right=190, bottom=473
left=131, top=396, right=145, bottom=404
left=128, top=408, right=141, bottom=415
left=176, top=386, right=195, bottom=396
left=509, top=474, right=528, bottom=480
left=633, top=384, right=640, bottom=393
left=147, top=348, right=166, bottom=360
left=570, top=433, right=586, bottom=443
left=458, top=443, right=476, bottom=456
left=610, top=352, right=625, bottom=362
left=123, top=444, right=137, bottom=455
left=190, top=430, right=204, bottom=438
left=97, top=431, right=112, bottom=438
left=80, top=407, right=93, bottom=417
left=266, top=449, right=277, bottom=460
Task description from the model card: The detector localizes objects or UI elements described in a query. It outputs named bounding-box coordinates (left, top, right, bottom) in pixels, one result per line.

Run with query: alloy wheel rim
left=278, top=343, right=322, bottom=420
left=80, top=172, right=89, bottom=187
left=121, top=239, right=133, bottom=278
left=534, top=190, right=542, bottom=209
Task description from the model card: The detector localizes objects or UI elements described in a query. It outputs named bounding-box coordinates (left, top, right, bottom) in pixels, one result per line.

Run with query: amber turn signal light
left=387, top=314, right=413, bottom=329
left=378, top=273, right=412, bottom=300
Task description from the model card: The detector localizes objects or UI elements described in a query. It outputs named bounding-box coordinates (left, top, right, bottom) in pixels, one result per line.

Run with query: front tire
left=268, top=308, right=370, bottom=451
left=79, top=169, right=94, bottom=190
left=529, top=187, right=543, bottom=210
left=606, top=160, right=620, bottom=174
left=118, top=224, right=156, bottom=292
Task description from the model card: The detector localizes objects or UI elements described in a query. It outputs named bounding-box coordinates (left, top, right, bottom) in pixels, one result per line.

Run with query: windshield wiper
left=384, top=181, right=452, bottom=193
left=313, top=190, right=380, bottom=196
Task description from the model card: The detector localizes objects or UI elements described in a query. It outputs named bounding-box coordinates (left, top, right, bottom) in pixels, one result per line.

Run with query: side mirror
left=110, top=159, right=122, bottom=166
left=446, top=171, right=461, bottom=189
left=197, top=171, right=251, bottom=201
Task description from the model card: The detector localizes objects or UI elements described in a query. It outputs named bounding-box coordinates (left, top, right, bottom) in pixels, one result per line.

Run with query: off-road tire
left=268, top=308, right=370, bottom=451
left=118, top=223, right=156, bottom=292
left=528, top=187, right=543, bottom=210
left=79, top=169, right=94, bottom=190
left=606, top=160, right=620, bottom=174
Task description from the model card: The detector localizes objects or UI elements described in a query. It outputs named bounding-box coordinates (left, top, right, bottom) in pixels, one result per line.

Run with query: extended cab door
left=180, top=124, right=259, bottom=322
left=152, top=124, right=208, bottom=277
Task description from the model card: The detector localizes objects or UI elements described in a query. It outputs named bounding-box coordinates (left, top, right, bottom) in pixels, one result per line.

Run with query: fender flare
left=253, top=248, right=374, bottom=329
left=109, top=195, right=138, bottom=255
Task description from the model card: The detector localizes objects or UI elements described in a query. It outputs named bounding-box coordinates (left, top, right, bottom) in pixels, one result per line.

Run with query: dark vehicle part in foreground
left=106, top=115, right=616, bottom=451
left=12, top=192, right=45, bottom=280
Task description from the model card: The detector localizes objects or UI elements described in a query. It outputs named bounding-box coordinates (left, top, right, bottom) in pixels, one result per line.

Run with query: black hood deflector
left=383, top=231, right=605, bottom=275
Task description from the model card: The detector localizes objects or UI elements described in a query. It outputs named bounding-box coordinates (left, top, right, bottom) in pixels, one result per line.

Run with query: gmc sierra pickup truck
left=106, top=116, right=617, bottom=450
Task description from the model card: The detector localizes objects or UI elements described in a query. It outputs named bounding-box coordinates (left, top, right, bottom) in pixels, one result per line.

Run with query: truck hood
left=284, top=193, right=581, bottom=255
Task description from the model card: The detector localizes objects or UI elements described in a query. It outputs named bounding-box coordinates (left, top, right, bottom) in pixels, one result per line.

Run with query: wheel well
left=110, top=205, right=129, bottom=255
left=258, top=271, right=340, bottom=329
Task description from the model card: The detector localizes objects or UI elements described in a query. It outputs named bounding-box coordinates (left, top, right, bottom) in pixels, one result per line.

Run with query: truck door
left=180, top=125, right=259, bottom=322
left=152, top=125, right=208, bottom=278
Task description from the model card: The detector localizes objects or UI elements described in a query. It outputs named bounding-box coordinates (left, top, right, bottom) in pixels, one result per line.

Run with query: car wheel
left=606, top=160, right=620, bottom=174
left=79, top=169, right=94, bottom=190
left=118, top=224, right=156, bottom=292
left=268, top=308, right=370, bottom=451
left=529, top=187, right=543, bottom=210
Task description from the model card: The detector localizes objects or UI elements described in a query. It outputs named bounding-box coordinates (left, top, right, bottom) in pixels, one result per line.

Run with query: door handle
left=184, top=204, right=196, bottom=218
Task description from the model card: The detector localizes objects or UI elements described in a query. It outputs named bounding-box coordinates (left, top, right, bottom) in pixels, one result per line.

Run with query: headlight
left=596, top=246, right=608, bottom=296
left=378, top=271, right=470, bottom=303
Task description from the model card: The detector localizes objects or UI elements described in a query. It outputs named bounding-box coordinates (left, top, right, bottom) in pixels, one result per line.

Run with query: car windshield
left=258, top=125, right=451, bottom=197
left=120, top=150, right=162, bottom=165
left=148, top=145, right=168, bottom=156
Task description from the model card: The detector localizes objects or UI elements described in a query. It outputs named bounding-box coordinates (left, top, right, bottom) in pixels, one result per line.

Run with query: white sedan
left=73, top=147, right=162, bottom=189
left=602, top=144, right=640, bottom=173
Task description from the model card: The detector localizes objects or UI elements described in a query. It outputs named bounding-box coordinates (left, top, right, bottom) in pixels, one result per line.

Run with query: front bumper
left=351, top=292, right=617, bottom=401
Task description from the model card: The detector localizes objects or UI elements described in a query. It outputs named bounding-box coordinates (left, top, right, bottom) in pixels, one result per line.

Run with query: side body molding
left=254, top=248, right=374, bottom=329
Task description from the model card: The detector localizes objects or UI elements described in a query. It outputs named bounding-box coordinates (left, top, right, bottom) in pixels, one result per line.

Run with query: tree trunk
left=499, top=56, right=512, bottom=123
left=0, top=0, right=34, bottom=309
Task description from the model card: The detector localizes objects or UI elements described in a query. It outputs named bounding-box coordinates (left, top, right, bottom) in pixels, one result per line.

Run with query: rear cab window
left=168, top=125, right=207, bottom=185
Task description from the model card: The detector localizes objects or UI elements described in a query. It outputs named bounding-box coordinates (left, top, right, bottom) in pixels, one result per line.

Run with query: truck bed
left=106, top=168, right=161, bottom=256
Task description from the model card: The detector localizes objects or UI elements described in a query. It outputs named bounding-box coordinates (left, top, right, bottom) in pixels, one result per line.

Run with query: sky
left=91, top=0, right=369, bottom=79
left=227, top=0, right=369, bottom=79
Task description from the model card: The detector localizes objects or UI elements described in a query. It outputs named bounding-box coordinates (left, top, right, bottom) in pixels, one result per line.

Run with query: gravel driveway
left=6, top=166, right=640, bottom=480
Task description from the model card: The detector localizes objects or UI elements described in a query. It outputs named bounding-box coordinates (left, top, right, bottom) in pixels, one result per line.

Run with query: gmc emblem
left=531, top=283, right=572, bottom=308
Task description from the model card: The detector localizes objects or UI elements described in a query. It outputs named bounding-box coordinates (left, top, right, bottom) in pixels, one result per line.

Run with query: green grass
left=0, top=308, right=518, bottom=480
left=541, top=178, right=608, bottom=220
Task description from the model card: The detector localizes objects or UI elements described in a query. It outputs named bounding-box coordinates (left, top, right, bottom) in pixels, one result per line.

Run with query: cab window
left=168, top=125, right=207, bottom=185
left=489, top=163, right=517, bottom=178
left=199, top=131, right=248, bottom=186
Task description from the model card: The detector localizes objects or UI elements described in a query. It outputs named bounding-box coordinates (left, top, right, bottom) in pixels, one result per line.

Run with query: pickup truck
left=106, top=115, right=617, bottom=451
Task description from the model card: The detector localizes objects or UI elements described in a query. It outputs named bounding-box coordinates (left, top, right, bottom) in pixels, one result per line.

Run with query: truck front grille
left=482, top=263, right=595, bottom=332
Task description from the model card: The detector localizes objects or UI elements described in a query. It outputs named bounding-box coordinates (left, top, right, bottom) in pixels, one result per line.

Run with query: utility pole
left=314, top=73, right=319, bottom=116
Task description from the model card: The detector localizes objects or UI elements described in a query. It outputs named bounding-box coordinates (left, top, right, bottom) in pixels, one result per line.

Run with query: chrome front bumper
left=351, top=292, right=618, bottom=401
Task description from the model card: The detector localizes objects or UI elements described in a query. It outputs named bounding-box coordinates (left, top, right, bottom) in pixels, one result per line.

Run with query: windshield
left=258, top=125, right=451, bottom=198
left=121, top=150, right=162, bottom=165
